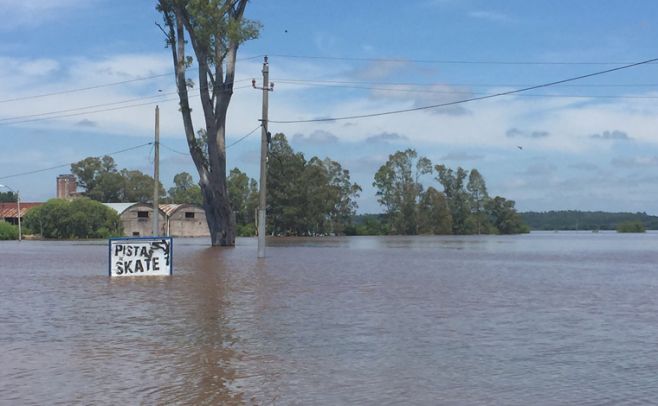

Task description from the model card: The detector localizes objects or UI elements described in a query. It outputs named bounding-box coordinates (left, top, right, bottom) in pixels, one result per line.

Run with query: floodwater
left=2, top=232, right=658, bottom=405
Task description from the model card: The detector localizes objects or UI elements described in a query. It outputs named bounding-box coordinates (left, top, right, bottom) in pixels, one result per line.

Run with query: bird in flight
left=516, top=146, right=523, bottom=150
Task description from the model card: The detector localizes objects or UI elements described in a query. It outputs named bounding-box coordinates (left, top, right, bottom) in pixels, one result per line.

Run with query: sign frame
left=108, top=236, right=173, bottom=277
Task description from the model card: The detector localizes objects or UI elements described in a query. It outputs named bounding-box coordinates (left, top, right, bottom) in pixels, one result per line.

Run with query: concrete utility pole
left=253, top=56, right=274, bottom=258
left=153, top=105, right=160, bottom=236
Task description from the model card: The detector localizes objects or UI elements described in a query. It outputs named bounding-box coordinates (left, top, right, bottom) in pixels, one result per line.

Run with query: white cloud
left=7, top=52, right=658, bottom=212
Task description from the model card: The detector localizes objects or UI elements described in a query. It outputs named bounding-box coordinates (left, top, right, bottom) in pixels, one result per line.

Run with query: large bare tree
left=157, top=0, right=259, bottom=246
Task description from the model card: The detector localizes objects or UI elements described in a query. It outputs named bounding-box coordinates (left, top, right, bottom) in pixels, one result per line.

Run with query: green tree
left=486, top=196, right=529, bottom=234
left=71, top=155, right=118, bottom=198
left=267, top=134, right=361, bottom=236
left=435, top=164, right=474, bottom=234
left=267, top=133, right=306, bottom=235
left=24, top=198, right=122, bottom=239
left=168, top=172, right=203, bottom=205
left=417, top=186, right=453, bottom=234
left=0, top=191, right=17, bottom=203
left=323, top=158, right=361, bottom=234
left=616, top=221, right=646, bottom=233
left=121, top=170, right=165, bottom=203
left=227, top=168, right=258, bottom=227
left=157, top=0, right=260, bottom=246
left=467, top=169, right=490, bottom=234
left=71, top=156, right=165, bottom=203
left=373, top=149, right=431, bottom=235
left=300, top=157, right=332, bottom=235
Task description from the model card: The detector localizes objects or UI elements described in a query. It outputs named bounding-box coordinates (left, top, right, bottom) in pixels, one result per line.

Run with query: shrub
left=616, top=221, right=646, bottom=233
left=237, top=223, right=256, bottom=237
left=0, top=221, right=18, bottom=240
left=23, top=198, right=122, bottom=239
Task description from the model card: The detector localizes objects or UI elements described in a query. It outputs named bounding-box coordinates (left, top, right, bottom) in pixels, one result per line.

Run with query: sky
left=2, top=0, right=658, bottom=214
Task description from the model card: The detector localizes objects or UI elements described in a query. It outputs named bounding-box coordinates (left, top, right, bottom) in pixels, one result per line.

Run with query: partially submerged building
left=103, top=203, right=209, bottom=237
left=0, top=202, right=42, bottom=225
left=160, top=204, right=209, bottom=237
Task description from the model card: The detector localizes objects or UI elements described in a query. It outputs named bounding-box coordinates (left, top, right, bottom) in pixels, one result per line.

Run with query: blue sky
left=2, top=0, right=658, bottom=214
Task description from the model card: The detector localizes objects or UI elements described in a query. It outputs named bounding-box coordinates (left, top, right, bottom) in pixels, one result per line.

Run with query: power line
left=226, top=125, right=261, bottom=148
left=160, top=125, right=262, bottom=156
left=275, top=78, right=658, bottom=88
left=0, top=73, right=174, bottom=104
left=0, top=84, right=253, bottom=126
left=0, top=95, right=185, bottom=126
left=269, top=57, right=658, bottom=124
left=0, top=142, right=153, bottom=181
left=0, top=70, right=256, bottom=105
left=275, top=81, right=658, bottom=100
left=0, top=91, right=178, bottom=123
left=160, top=143, right=189, bottom=156
left=270, top=53, right=658, bottom=66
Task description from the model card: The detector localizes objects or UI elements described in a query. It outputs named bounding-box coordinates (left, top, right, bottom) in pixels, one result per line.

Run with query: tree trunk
left=201, top=180, right=235, bottom=246
left=158, top=0, right=252, bottom=246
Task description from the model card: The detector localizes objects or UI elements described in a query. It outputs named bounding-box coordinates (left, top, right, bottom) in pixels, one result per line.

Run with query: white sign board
left=109, top=237, right=173, bottom=277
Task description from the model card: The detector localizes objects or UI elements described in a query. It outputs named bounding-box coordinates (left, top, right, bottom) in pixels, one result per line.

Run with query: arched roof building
left=103, top=203, right=209, bottom=238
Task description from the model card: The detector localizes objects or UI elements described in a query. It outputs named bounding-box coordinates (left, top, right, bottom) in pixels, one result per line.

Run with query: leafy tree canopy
left=0, top=191, right=17, bottom=203
left=23, top=198, right=122, bottom=239
left=267, top=133, right=361, bottom=236
left=70, top=156, right=165, bottom=203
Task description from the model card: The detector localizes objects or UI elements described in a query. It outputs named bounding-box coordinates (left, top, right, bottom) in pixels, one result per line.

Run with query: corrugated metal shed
left=102, top=202, right=139, bottom=215
left=159, top=204, right=182, bottom=217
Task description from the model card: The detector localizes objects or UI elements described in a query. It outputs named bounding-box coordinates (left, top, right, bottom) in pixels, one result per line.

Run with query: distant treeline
left=520, top=211, right=658, bottom=230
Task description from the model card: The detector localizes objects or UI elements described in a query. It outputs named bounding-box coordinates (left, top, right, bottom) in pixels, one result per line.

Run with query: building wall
left=119, top=204, right=166, bottom=237
left=167, top=205, right=210, bottom=237
left=56, top=175, right=77, bottom=199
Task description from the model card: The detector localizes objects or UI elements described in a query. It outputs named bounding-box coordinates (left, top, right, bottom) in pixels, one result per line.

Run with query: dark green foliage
left=350, top=214, right=390, bottom=236
left=0, top=222, right=18, bottom=240
left=521, top=210, right=658, bottom=231
left=486, top=196, right=529, bottom=234
left=267, top=133, right=361, bottom=235
left=168, top=172, right=203, bottom=205
left=237, top=223, right=256, bottom=237
left=435, top=164, right=474, bottom=234
left=23, top=198, right=122, bottom=239
left=616, top=221, right=646, bottom=233
left=372, top=150, right=529, bottom=235
left=227, top=168, right=258, bottom=229
left=0, top=191, right=17, bottom=203
left=70, top=156, right=165, bottom=203
left=373, top=149, right=431, bottom=234
left=417, top=187, right=453, bottom=234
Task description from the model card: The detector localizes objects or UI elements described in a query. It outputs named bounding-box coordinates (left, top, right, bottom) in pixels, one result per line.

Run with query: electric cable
left=269, top=57, right=658, bottom=124
left=0, top=72, right=255, bottom=104
left=226, top=125, right=262, bottom=148
left=159, top=125, right=262, bottom=156
left=274, top=81, right=658, bottom=100
left=0, top=84, right=252, bottom=126
left=275, top=78, right=658, bottom=88
left=0, top=142, right=153, bottom=181
left=269, top=53, right=658, bottom=66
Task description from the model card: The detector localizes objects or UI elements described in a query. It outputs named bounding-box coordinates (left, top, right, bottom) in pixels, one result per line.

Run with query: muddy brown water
left=2, top=233, right=658, bottom=405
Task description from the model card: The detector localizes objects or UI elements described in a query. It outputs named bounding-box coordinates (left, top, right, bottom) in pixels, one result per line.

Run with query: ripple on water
left=2, top=233, right=658, bottom=404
